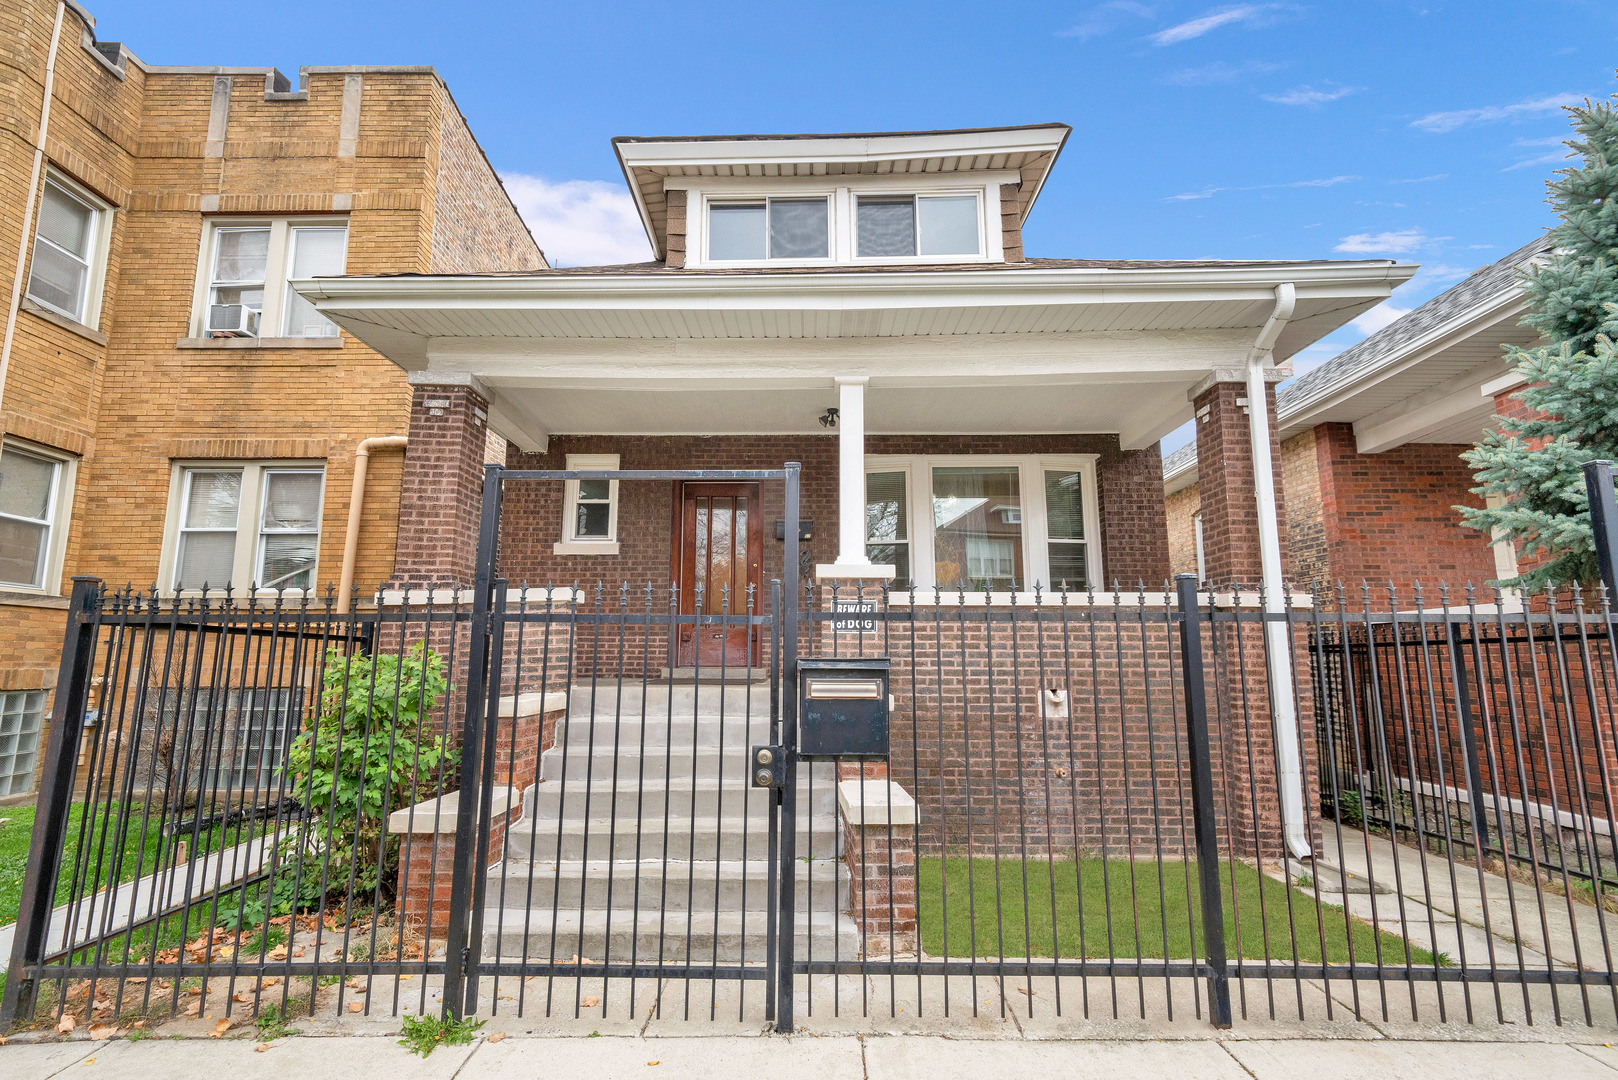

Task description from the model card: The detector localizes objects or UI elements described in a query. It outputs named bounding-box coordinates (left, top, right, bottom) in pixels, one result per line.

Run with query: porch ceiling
left=297, top=261, right=1417, bottom=453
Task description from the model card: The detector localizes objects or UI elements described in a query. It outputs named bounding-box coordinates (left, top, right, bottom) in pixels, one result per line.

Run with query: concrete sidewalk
left=6, top=1029, right=1618, bottom=1080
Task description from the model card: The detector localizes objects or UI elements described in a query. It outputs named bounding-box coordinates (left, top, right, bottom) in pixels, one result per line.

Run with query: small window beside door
left=555, top=454, right=620, bottom=555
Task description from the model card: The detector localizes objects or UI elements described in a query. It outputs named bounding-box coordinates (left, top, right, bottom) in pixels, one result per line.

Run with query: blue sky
left=88, top=0, right=1618, bottom=450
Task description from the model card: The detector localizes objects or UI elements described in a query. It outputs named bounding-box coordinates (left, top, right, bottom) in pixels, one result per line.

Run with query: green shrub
left=280, top=644, right=456, bottom=907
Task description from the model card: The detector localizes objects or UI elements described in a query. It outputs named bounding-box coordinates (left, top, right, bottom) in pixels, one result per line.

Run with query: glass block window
left=0, top=690, right=46, bottom=797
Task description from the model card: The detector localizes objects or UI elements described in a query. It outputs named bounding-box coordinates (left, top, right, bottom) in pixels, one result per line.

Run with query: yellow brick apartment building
left=0, top=0, right=544, bottom=796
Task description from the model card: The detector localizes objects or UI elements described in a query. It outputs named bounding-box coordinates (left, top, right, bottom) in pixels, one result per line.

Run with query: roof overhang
left=297, top=260, right=1414, bottom=455
left=612, top=124, right=1071, bottom=260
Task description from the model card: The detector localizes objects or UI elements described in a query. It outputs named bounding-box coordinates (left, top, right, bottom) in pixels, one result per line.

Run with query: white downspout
left=0, top=0, right=67, bottom=422
left=336, top=435, right=407, bottom=612
left=1246, top=282, right=1311, bottom=860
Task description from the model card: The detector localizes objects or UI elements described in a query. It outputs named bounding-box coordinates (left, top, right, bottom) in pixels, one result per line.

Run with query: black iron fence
left=5, top=461, right=1618, bottom=1033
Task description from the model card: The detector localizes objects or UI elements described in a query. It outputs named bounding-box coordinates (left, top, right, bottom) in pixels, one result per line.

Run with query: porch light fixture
left=818, top=407, right=839, bottom=429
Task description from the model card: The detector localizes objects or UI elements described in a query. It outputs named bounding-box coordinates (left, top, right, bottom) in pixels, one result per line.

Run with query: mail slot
left=798, top=657, right=890, bottom=758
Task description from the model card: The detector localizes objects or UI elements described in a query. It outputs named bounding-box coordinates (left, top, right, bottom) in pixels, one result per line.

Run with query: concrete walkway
left=7, top=1028, right=1618, bottom=1080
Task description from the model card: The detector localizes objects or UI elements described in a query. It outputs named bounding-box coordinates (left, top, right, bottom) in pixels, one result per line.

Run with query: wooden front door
left=675, top=482, right=763, bottom=669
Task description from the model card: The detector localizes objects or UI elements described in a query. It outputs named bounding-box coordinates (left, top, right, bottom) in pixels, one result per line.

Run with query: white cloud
left=1261, top=83, right=1360, bottom=106
left=1350, top=304, right=1412, bottom=336
left=500, top=174, right=653, bottom=267
left=1149, top=4, right=1285, bottom=45
left=1388, top=173, right=1448, bottom=184
left=1503, top=136, right=1575, bottom=171
left=1410, top=92, right=1582, bottom=133
left=1166, top=174, right=1357, bottom=201
left=1162, top=59, right=1285, bottom=85
left=1058, top=0, right=1155, bottom=39
left=1333, top=228, right=1432, bottom=254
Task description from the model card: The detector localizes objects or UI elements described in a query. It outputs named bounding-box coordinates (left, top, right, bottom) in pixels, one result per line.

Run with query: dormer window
left=709, top=197, right=830, bottom=261
left=856, top=194, right=981, bottom=258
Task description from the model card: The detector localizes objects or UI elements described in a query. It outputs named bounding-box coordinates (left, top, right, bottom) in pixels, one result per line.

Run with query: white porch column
left=818, top=376, right=894, bottom=580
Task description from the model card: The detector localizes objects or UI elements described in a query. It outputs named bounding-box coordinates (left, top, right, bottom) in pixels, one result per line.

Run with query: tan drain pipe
left=337, top=435, right=407, bottom=612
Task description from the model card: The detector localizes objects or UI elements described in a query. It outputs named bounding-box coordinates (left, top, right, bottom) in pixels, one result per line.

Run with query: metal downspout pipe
left=336, top=435, right=407, bottom=612
left=1246, top=282, right=1312, bottom=860
left=0, top=1, right=67, bottom=422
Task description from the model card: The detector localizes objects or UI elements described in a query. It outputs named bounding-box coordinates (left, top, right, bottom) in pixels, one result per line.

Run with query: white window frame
left=281, top=225, right=349, bottom=337
left=682, top=174, right=1007, bottom=269
left=189, top=217, right=348, bottom=340
left=1193, top=511, right=1206, bottom=583
left=159, top=460, right=326, bottom=595
left=0, top=438, right=77, bottom=595
left=864, top=454, right=1102, bottom=593
left=700, top=194, right=835, bottom=267
left=555, top=453, right=620, bottom=555
left=25, top=172, right=112, bottom=329
left=852, top=191, right=985, bottom=261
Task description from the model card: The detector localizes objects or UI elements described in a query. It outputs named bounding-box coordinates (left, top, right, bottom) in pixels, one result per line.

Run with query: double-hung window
left=0, top=442, right=73, bottom=592
left=864, top=455, right=1100, bottom=593
left=26, top=175, right=109, bottom=326
left=168, top=462, right=325, bottom=592
left=556, top=454, right=620, bottom=555
left=707, top=197, right=830, bottom=261
left=856, top=193, right=981, bottom=258
left=197, top=219, right=347, bottom=340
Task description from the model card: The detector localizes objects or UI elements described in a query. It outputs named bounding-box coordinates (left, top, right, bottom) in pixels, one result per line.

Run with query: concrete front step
left=540, top=744, right=839, bottom=784
left=479, top=906, right=861, bottom=962
left=550, top=716, right=775, bottom=751
left=564, top=681, right=773, bottom=721
left=483, top=857, right=847, bottom=911
left=525, top=777, right=837, bottom=820
left=506, top=813, right=843, bottom=861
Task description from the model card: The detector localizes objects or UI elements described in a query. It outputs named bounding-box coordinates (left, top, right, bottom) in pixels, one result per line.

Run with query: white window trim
left=282, top=225, right=349, bottom=337
left=0, top=438, right=77, bottom=595
left=26, top=171, right=113, bottom=330
left=188, top=217, right=348, bottom=340
left=699, top=194, right=836, bottom=269
left=680, top=174, right=1007, bottom=268
left=158, top=460, right=326, bottom=596
left=864, top=453, right=1102, bottom=593
left=555, top=453, right=620, bottom=555
left=851, top=190, right=986, bottom=263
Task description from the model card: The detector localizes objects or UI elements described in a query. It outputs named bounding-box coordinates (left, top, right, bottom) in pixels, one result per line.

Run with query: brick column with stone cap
left=394, top=376, right=494, bottom=588
left=838, top=777, right=919, bottom=957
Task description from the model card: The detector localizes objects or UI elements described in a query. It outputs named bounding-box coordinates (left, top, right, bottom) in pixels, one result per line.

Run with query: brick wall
left=1281, top=428, right=1328, bottom=588
left=1311, top=423, right=1494, bottom=597
left=1165, top=485, right=1199, bottom=579
left=428, top=84, right=546, bottom=273
left=1192, top=381, right=1287, bottom=585
left=395, top=384, right=494, bottom=586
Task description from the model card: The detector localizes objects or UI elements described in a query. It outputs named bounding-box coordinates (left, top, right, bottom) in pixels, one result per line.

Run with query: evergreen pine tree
left=1459, top=82, right=1618, bottom=590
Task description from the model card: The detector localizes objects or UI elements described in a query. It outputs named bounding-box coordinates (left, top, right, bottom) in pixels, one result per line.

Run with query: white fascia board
left=1277, top=289, right=1525, bottom=436
left=1162, top=463, right=1198, bottom=495
left=301, top=261, right=1415, bottom=316
left=614, top=127, right=1070, bottom=173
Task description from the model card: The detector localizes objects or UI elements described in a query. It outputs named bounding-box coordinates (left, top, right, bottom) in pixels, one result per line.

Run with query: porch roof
left=297, top=258, right=1416, bottom=454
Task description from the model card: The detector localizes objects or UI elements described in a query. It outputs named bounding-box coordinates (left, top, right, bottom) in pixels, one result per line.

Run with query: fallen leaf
left=347, top=1001, right=364, bottom=1013
left=292, top=947, right=306, bottom=958
left=260, top=977, right=280, bottom=989
left=57, top=1013, right=77, bottom=1034
left=255, top=1044, right=272, bottom=1053
left=1016, top=988, right=1037, bottom=997
left=88, top=1025, right=117, bottom=1041
left=648, top=1062, right=660, bottom=1067
left=234, top=993, right=252, bottom=1003
left=215, top=1018, right=233, bottom=1033
left=0, top=1034, right=7, bottom=1046
left=487, top=1032, right=506, bottom=1043
left=581, top=995, right=600, bottom=1007
left=83, top=1058, right=95, bottom=1067
left=131, top=1022, right=145, bottom=1030
left=184, top=1001, right=201, bottom=1018
left=346, top=978, right=365, bottom=991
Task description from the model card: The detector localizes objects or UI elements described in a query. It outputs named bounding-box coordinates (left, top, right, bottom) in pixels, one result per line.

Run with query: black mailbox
left=798, top=657, right=890, bottom=758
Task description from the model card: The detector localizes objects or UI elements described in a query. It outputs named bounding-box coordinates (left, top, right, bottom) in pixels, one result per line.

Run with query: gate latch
left=750, top=745, right=786, bottom=789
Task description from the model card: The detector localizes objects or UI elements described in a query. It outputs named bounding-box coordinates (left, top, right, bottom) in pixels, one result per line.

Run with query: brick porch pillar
left=837, top=776, right=919, bottom=957
left=1190, top=376, right=1310, bottom=861
left=394, top=375, right=494, bottom=587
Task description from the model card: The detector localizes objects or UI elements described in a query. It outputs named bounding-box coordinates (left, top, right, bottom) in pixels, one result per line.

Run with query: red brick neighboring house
left=1164, top=235, right=1551, bottom=597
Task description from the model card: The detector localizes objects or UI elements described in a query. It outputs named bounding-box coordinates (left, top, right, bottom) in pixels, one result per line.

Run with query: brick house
left=295, top=125, right=1417, bottom=884
left=0, top=0, right=543, bottom=798
left=1164, top=236, right=1550, bottom=596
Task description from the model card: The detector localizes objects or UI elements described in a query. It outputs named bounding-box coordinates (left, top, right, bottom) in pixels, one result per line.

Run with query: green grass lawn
left=917, top=855, right=1438, bottom=965
left=1, top=802, right=248, bottom=930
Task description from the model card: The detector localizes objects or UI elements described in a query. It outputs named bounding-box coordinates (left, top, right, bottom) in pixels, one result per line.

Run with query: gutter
left=1247, top=282, right=1311, bottom=860
left=0, top=0, right=67, bottom=424
left=336, top=435, right=407, bottom=612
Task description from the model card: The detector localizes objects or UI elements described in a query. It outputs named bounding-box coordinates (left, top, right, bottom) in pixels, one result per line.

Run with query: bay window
left=864, top=455, right=1100, bottom=592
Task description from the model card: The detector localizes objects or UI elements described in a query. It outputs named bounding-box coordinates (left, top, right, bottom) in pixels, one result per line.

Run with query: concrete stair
left=486, top=680, right=859, bottom=961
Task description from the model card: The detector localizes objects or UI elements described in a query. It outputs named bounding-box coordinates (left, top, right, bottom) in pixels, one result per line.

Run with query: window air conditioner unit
left=207, top=304, right=259, bottom=338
